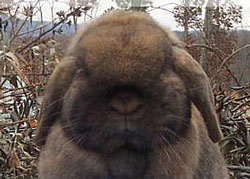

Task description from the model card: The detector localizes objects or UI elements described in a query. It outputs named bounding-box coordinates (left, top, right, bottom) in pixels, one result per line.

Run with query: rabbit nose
left=109, top=92, right=143, bottom=115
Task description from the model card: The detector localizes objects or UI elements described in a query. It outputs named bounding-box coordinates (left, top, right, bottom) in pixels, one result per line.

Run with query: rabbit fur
left=36, top=10, right=229, bottom=179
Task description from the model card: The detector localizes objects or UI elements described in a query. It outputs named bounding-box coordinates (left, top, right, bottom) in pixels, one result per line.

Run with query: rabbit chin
left=104, top=127, right=154, bottom=153
left=62, top=120, right=154, bottom=154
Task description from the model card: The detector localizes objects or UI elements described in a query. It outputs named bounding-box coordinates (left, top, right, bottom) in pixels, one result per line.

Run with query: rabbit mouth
left=113, top=128, right=153, bottom=153
left=68, top=123, right=153, bottom=154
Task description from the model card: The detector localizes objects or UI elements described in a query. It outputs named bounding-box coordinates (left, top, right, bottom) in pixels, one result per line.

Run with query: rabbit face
left=36, top=11, right=222, bottom=154
left=36, top=11, right=228, bottom=179
left=60, top=68, right=191, bottom=154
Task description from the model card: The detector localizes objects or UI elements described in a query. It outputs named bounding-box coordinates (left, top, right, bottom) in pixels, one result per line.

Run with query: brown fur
left=36, top=10, right=229, bottom=179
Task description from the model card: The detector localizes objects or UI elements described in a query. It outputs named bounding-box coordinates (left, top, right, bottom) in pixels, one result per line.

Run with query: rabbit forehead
left=78, top=23, right=171, bottom=83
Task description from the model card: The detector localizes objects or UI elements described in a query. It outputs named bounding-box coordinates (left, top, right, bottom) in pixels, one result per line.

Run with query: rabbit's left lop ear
left=35, top=58, right=77, bottom=147
left=171, top=46, right=223, bottom=143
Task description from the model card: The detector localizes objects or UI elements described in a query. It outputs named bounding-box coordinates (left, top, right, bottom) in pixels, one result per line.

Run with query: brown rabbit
left=36, top=11, right=229, bottom=179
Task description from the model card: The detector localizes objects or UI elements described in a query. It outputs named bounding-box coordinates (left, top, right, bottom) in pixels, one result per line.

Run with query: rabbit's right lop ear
left=35, top=58, right=77, bottom=147
left=171, top=47, right=223, bottom=143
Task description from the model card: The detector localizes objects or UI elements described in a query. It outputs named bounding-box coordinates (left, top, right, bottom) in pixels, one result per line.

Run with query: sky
left=14, top=0, right=250, bottom=30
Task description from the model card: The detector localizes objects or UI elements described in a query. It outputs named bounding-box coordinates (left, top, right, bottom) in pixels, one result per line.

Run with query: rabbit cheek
left=59, top=80, right=103, bottom=151
left=151, top=82, right=191, bottom=145
left=162, top=100, right=191, bottom=144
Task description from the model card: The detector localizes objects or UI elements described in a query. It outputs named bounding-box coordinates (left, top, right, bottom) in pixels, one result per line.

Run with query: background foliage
left=0, top=0, right=249, bottom=178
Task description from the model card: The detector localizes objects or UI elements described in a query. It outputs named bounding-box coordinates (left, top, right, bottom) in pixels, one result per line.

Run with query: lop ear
left=35, top=59, right=77, bottom=147
left=171, top=47, right=223, bottom=143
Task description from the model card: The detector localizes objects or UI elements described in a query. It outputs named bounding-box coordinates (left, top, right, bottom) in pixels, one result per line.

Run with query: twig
left=228, top=165, right=250, bottom=172
left=17, top=7, right=82, bottom=53
left=186, top=43, right=240, bottom=85
left=10, top=16, right=29, bottom=44
left=0, top=119, right=29, bottom=127
left=186, top=44, right=220, bottom=53
left=218, top=44, right=250, bottom=71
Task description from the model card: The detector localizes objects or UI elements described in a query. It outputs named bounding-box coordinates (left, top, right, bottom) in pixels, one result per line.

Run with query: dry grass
left=0, top=2, right=249, bottom=178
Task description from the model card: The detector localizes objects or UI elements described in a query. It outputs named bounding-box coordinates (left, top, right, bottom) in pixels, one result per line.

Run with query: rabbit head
left=36, top=10, right=222, bottom=157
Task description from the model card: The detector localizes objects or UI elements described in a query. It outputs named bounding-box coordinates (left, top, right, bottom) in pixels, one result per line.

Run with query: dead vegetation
left=0, top=1, right=249, bottom=178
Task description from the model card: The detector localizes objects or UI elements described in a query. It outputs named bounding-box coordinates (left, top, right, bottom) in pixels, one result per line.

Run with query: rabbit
left=35, top=10, right=229, bottom=179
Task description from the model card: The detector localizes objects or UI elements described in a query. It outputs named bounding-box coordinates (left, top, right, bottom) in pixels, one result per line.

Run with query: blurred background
left=0, top=0, right=249, bottom=178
